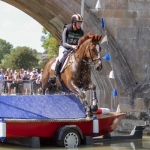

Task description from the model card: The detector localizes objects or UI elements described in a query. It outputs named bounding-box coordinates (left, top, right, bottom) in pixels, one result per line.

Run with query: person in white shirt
left=36, top=69, right=43, bottom=94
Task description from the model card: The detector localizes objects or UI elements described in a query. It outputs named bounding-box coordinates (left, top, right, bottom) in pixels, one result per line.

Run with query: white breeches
left=58, top=46, right=68, bottom=62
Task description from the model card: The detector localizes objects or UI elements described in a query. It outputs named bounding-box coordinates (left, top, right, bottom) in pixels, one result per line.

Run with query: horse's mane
left=78, top=32, right=102, bottom=48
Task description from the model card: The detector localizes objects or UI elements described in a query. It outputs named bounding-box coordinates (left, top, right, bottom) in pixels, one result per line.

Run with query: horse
left=42, top=32, right=103, bottom=117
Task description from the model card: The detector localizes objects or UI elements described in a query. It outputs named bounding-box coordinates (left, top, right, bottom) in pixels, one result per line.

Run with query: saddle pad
left=51, top=57, right=58, bottom=70
left=51, top=56, right=70, bottom=73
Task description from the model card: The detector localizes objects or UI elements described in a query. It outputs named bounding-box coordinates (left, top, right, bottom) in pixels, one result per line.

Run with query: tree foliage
left=0, top=28, right=59, bottom=70
left=1, top=46, right=39, bottom=70
left=0, top=39, right=13, bottom=63
left=41, top=28, right=59, bottom=59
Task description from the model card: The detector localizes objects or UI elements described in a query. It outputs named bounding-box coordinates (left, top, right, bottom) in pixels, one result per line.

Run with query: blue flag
left=101, top=18, right=105, bottom=28
left=103, top=53, right=111, bottom=61
left=112, top=88, right=118, bottom=96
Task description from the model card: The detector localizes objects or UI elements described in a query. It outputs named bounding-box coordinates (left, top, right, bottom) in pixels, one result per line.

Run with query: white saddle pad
left=51, top=56, right=70, bottom=73
left=51, top=57, right=58, bottom=70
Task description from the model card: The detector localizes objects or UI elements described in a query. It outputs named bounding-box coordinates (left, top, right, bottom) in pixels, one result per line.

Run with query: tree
left=41, top=28, right=59, bottom=59
left=1, top=46, right=39, bottom=70
left=0, top=39, right=13, bottom=63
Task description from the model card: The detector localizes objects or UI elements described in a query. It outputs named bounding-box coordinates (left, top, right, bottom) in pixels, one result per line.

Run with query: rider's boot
left=49, top=60, right=61, bottom=85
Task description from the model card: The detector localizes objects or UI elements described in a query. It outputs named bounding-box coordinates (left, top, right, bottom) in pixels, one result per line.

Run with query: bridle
left=74, top=41, right=102, bottom=66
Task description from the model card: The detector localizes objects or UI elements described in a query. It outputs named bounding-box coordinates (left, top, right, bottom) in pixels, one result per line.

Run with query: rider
left=50, top=14, right=84, bottom=84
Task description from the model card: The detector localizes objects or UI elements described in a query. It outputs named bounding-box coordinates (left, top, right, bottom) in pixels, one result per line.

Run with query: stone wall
left=84, top=0, right=150, bottom=118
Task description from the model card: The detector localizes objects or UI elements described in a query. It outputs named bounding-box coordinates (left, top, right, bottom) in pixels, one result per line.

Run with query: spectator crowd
left=0, top=68, right=43, bottom=95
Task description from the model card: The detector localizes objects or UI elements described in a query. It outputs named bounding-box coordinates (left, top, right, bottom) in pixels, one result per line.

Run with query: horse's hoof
left=86, top=115, right=92, bottom=120
left=86, top=115, right=93, bottom=120
left=85, top=108, right=93, bottom=118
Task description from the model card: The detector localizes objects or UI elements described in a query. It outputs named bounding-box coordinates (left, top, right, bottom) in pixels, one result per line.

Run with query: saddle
left=51, top=50, right=73, bottom=73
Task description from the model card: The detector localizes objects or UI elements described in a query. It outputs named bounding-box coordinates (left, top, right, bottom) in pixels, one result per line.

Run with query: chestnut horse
left=42, top=32, right=102, bottom=117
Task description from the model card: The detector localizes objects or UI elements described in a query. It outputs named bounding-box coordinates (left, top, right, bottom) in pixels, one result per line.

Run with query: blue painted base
left=0, top=94, right=85, bottom=119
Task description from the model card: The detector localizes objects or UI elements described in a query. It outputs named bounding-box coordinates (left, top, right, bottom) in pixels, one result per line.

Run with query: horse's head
left=78, top=33, right=103, bottom=71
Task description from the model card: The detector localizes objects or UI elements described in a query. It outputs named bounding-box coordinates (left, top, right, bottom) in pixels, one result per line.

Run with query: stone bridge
left=2, top=0, right=150, bottom=124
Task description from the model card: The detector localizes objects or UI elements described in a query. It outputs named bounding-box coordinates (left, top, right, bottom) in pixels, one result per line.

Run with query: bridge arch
left=2, top=0, right=138, bottom=111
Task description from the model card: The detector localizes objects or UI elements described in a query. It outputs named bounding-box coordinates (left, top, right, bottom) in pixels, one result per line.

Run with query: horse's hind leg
left=89, top=83, right=98, bottom=113
left=42, top=81, right=52, bottom=95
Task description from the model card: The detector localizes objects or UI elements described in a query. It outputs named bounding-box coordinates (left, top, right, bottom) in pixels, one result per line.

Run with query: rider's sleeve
left=62, top=28, right=73, bottom=49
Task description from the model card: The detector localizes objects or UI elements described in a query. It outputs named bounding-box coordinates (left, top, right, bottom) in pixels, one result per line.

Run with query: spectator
left=6, top=72, right=14, bottom=95
left=26, top=69, right=31, bottom=76
left=0, top=69, right=4, bottom=95
left=30, top=70, right=38, bottom=95
left=38, top=69, right=43, bottom=80
left=6, top=68, right=10, bottom=73
left=36, top=69, right=39, bottom=76
left=13, top=72, right=23, bottom=94
left=4, top=70, right=9, bottom=80
left=22, top=70, right=30, bottom=80
left=22, top=71, right=30, bottom=95
left=19, top=69, right=24, bottom=79
left=30, top=68, right=38, bottom=76
left=1, top=69, right=4, bottom=76
left=4, top=70, right=9, bottom=94
left=10, top=69, right=14, bottom=77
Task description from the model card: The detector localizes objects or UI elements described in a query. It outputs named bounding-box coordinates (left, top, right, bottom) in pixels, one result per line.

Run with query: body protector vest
left=60, top=24, right=84, bottom=47
left=66, top=24, right=84, bottom=45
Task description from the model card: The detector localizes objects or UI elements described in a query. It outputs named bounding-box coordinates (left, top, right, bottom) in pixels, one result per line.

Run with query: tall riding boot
left=49, top=60, right=61, bottom=84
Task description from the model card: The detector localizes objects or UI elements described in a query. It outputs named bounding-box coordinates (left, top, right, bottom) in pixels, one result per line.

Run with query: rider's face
left=75, top=22, right=82, bottom=29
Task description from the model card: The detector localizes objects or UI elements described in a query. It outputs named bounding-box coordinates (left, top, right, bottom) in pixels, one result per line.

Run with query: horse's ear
left=78, top=32, right=94, bottom=48
left=93, top=34, right=102, bottom=42
left=91, top=34, right=99, bottom=42
left=98, top=35, right=102, bottom=41
left=87, top=32, right=94, bottom=39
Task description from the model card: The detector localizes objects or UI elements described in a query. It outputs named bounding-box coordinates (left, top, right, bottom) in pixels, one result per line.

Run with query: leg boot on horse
left=88, top=83, right=98, bottom=113
left=90, top=91, right=98, bottom=113
left=83, top=100, right=93, bottom=119
left=48, top=60, right=61, bottom=85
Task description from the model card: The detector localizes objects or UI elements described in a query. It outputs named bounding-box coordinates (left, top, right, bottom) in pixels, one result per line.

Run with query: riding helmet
left=71, top=14, right=83, bottom=23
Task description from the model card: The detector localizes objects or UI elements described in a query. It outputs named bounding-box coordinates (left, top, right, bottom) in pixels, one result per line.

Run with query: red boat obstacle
left=0, top=94, right=123, bottom=149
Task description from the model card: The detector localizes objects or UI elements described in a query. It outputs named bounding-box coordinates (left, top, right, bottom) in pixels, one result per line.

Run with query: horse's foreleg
left=70, top=81, right=93, bottom=118
left=42, top=89, right=46, bottom=95
left=83, top=100, right=93, bottom=118
left=88, top=82, right=98, bottom=113
left=70, top=81, right=86, bottom=100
